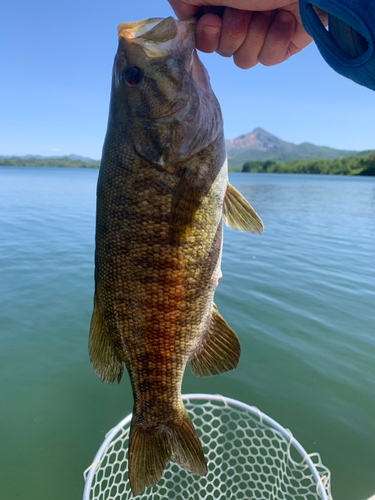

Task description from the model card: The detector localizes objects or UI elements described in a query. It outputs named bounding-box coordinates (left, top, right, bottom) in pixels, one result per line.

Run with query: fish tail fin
left=128, top=409, right=207, bottom=496
left=128, top=420, right=171, bottom=497
left=170, top=409, right=207, bottom=477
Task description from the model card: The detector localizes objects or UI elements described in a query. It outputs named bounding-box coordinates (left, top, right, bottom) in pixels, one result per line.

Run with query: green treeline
left=242, top=153, right=375, bottom=176
left=3, top=153, right=375, bottom=176
left=0, top=157, right=100, bottom=168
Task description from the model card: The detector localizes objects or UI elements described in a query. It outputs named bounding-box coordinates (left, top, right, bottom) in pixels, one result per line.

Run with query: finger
left=216, top=8, right=252, bottom=57
left=167, top=0, right=200, bottom=20
left=289, top=22, right=313, bottom=52
left=258, top=10, right=296, bottom=66
left=170, top=0, right=294, bottom=12
left=196, top=13, right=222, bottom=53
left=288, top=42, right=301, bottom=56
left=313, top=6, right=328, bottom=27
left=233, top=11, right=276, bottom=69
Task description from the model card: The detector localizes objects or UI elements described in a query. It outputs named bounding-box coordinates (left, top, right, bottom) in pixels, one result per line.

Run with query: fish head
left=110, top=17, right=222, bottom=168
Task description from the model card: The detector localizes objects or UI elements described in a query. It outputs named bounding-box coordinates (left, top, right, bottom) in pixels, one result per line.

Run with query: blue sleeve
left=299, top=0, right=375, bottom=91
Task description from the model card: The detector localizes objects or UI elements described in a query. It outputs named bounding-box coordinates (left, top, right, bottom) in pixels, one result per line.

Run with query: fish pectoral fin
left=223, top=182, right=264, bottom=234
left=169, top=167, right=211, bottom=244
left=88, top=295, right=124, bottom=384
left=128, top=409, right=207, bottom=496
left=189, top=303, right=241, bottom=378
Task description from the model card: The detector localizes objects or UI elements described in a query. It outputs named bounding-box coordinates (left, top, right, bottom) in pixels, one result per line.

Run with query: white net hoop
left=83, top=394, right=332, bottom=500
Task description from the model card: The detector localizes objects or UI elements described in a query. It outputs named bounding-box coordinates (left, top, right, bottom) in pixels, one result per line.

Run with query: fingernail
left=202, top=25, right=221, bottom=36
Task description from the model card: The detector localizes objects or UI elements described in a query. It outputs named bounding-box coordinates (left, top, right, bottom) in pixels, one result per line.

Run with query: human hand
left=168, top=0, right=327, bottom=68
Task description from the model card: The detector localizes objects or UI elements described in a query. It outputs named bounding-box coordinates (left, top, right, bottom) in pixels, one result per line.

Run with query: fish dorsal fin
left=88, top=295, right=124, bottom=384
left=223, top=182, right=264, bottom=234
left=189, top=304, right=241, bottom=377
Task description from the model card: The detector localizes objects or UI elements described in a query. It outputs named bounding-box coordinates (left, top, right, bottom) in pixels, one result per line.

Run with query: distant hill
left=1, top=130, right=373, bottom=172
left=66, top=154, right=97, bottom=162
left=0, top=155, right=100, bottom=168
left=0, top=154, right=97, bottom=162
left=226, top=128, right=365, bottom=170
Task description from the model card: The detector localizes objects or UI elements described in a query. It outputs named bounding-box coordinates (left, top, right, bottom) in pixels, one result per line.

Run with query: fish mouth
left=118, top=18, right=167, bottom=39
left=118, top=17, right=196, bottom=59
left=118, top=17, right=196, bottom=41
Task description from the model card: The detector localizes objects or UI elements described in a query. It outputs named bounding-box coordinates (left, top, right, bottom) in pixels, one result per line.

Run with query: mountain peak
left=226, top=128, right=293, bottom=153
left=251, top=127, right=271, bottom=135
left=225, top=128, right=359, bottom=170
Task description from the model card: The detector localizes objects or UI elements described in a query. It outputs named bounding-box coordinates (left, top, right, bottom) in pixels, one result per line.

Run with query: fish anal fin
left=189, top=303, right=241, bottom=378
left=223, top=182, right=264, bottom=234
left=88, top=295, right=123, bottom=384
left=128, top=409, right=207, bottom=496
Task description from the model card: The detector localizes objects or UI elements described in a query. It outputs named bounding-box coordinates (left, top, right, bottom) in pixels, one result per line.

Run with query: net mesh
left=84, top=395, right=332, bottom=500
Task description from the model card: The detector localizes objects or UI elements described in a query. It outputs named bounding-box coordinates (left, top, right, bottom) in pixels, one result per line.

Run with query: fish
left=88, top=16, right=263, bottom=497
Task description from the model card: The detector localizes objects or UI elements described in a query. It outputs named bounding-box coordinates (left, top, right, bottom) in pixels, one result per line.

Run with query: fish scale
left=89, top=16, right=263, bottom=496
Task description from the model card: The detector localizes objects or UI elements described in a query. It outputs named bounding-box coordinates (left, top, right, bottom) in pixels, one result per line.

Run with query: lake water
left=0, top=167, right=374, bottom=500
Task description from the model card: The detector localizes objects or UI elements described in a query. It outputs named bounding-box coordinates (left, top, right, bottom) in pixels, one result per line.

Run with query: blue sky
left=1, top=0, right=375, bottom=159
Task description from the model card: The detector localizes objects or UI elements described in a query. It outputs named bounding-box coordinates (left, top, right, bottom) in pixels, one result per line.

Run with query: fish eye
left=121, top=65, right=143, bottom=87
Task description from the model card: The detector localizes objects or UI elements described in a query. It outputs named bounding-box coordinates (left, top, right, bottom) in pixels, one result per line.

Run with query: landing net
left=83, top=394, right=332, bottom=500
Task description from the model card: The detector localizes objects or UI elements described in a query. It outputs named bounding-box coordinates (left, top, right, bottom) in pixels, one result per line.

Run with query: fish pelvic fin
left=189, top=303, right=241, bottom=377
left=128, top=409, right=207, bottom=496
left=223, top=182, right=264, bottom=234
left=88, top=295, right=124, bottom=384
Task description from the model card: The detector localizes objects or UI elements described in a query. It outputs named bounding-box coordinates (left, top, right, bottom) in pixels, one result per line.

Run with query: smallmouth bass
left=89, top=16, right=263, bottom=496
